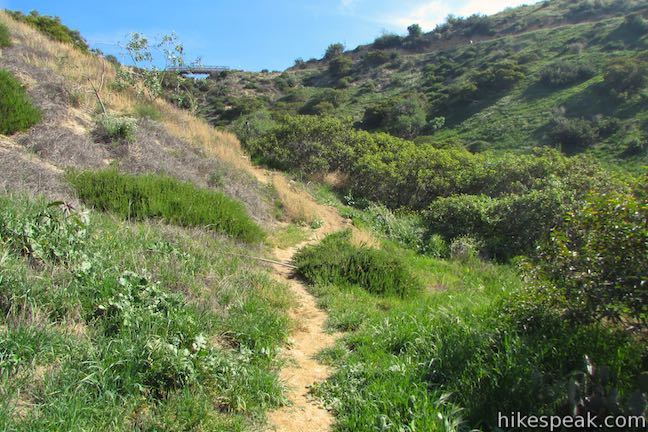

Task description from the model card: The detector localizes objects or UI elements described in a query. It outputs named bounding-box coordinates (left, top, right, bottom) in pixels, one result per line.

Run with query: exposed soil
left=265, top=199, right=350, bottom=432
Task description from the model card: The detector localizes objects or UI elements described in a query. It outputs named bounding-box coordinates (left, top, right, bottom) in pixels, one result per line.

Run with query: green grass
left=0, top=194, right=292, bottom=430
left=133, top=103, right=162, bottom=121
left=293, top=230, right=422, bottom=299
left=0, top=69, right=42, bottom=135
left=0, top=22, right=11, bottom=47
left=296, top=205, right=645, bottom=431
left=266, top=223, right=309, bottom=249
left=67, top=170, right=264, bottom=243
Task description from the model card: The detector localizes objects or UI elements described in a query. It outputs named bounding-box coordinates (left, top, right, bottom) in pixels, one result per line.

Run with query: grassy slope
left=0, top=195, right=292, bottom=431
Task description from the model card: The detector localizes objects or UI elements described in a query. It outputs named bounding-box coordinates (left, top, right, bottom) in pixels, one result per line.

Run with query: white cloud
left=345, top=0, right=536, bottom=32
left=459, top=0, right=530, bottom=17
left=377, top=1, right=452, bottom=31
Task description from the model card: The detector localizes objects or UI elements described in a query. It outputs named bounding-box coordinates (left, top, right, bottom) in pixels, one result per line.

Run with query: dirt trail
left=260, top=174, right=350, bottom=431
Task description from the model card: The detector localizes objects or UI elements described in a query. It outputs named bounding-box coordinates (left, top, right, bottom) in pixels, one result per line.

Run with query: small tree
left=324, top=43, right=345, bottom=61
left=116, top=31, right=198, bottom=104
left=407, top=23, right=423, bottom=38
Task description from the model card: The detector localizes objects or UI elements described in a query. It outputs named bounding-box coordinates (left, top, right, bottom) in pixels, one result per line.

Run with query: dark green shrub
left=0, top=69, right=42, bottom=135
left=7, top=10, right=89, bottom=52
left=324, top=43, right=344, bottom=60
left=294, top=230, right=421, bottom=298
left=373, top=33, right=403, bottom=49
left=548, top=116, right=598, bottom=154
left=539, top=61, right=595, bottom=87
left=328, top=55, right=353, bottom=77
left=362, top=50, right=391, bottom=66
left=407, top=24, right=423, bottom=39
left=67, top=170, right=264, bottom=242
left=622, top=12, right=648, bottom=34
left=603, top=59, right=647, bottom=97
left=0, top=22, right=11, bottom=47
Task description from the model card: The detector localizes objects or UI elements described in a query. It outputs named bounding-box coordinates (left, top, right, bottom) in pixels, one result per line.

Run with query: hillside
left=0, top=5, right=646, bottom=432
left=180, top=0, right=648, bottom=169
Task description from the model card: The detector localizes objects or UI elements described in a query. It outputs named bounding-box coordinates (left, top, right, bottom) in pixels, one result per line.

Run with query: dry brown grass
left=0, top=11, right=254, bottom=177
left=270, top=175, right=321, bottom=225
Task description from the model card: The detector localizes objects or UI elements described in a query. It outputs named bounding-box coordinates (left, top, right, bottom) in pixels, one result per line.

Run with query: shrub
left=95, top=114, right=136, bottom=143
left=7, top=10, right=89, bottom=52
left=0, top=22, right=11, bottom=47
left=530, top=182, right=648, bottom=330
left=539, top=61, right=596, bottom=87
left=133, top=103, right=162, bottom=120
left=0, top=69, right=42, bottom=135
left=603, top=59, right=647, bottom=97
left=548, top=116, right=598, bottom=153
left=407, top=24, right=423, bottom=39
left=621, top=12, right=648, bottom=34
left=67, top=170, right=264, bottom=242
left=328, top=55, right=353, bottom=77
left=363, top=50, right=391, bottom=66
left=294, top=230, right=421, bottom=298
left=324, top=43, right=344, bottom=60
left=373, top=33, right=403, bottom=49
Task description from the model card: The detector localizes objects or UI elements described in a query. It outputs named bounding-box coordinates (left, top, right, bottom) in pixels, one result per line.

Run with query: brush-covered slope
left=181, top=0, right=648, bottom=169
left=0, top=10, right=279, bottom=223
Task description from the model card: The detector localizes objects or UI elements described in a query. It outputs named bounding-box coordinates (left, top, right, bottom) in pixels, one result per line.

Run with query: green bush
left=294, top=230, right=421, bottom=298
left=539, top=61, right=595, bottom=87
left=324, top=42, right=344, bottom=60
left=530, top=181, right=648, bottom=329
left=548, top=116, right=599, bottom=153
left=0, top=69, right=42, bottom=135
left=67, top=170, right=264, bottom=242
left=94, top=113, right=136, bottom=143
left=133, top=103, right=162, bottom=120
left=328, top=55, right=353, bottom=77
left=7, top=10, right=89, bottom=52
left=0, top=22, right=11, bottom=47
left=603, top=59, right=647, bottom=97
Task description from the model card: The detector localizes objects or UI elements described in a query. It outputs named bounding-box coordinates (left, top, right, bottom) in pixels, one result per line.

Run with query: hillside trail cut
left=255, top=171, right=350, bottom=431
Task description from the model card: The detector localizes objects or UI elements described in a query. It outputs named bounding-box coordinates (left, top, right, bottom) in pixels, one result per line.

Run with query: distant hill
left=177, top=0, right=648, bottom=169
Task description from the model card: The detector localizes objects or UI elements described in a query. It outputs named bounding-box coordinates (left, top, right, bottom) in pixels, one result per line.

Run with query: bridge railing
left=166, top=66, right=231, bottom=73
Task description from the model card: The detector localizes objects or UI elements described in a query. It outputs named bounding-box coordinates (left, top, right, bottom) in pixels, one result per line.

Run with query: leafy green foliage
left=603, top=59, right=647, bottom=98
left=7, top=10, right=88, bottom=51
left=294, top=230, right=421, bottom=298
left=529, top=180, right=648, bottom=329
left=328, top=55, right=353, bottom=78
left=539, top=61, right=596, bottom=87
left=67, top=170, right=264, bottom=242
left=0, top=22, right=11, bottom=47
left=548, top=116, right=599, bottom=153
left=0, top=69, right=42, bottom=135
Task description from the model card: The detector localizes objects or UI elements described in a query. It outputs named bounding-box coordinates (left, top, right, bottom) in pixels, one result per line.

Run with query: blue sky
left=3, top=0, right=533, bottom=71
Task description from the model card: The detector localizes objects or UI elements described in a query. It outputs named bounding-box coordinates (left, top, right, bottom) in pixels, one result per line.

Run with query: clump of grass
left=67, top=170, right=264, bottom=242
left=94, top=113, right=136, bottom=143
left=293, top=230, right=421, bottom=298
left=0, top=69, right=42, bottom=135
left=0, top=21, right=11, bottom=47
left=133, top=102, right=162, bottom=121
left=267, top=224, right=309, bottom=249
